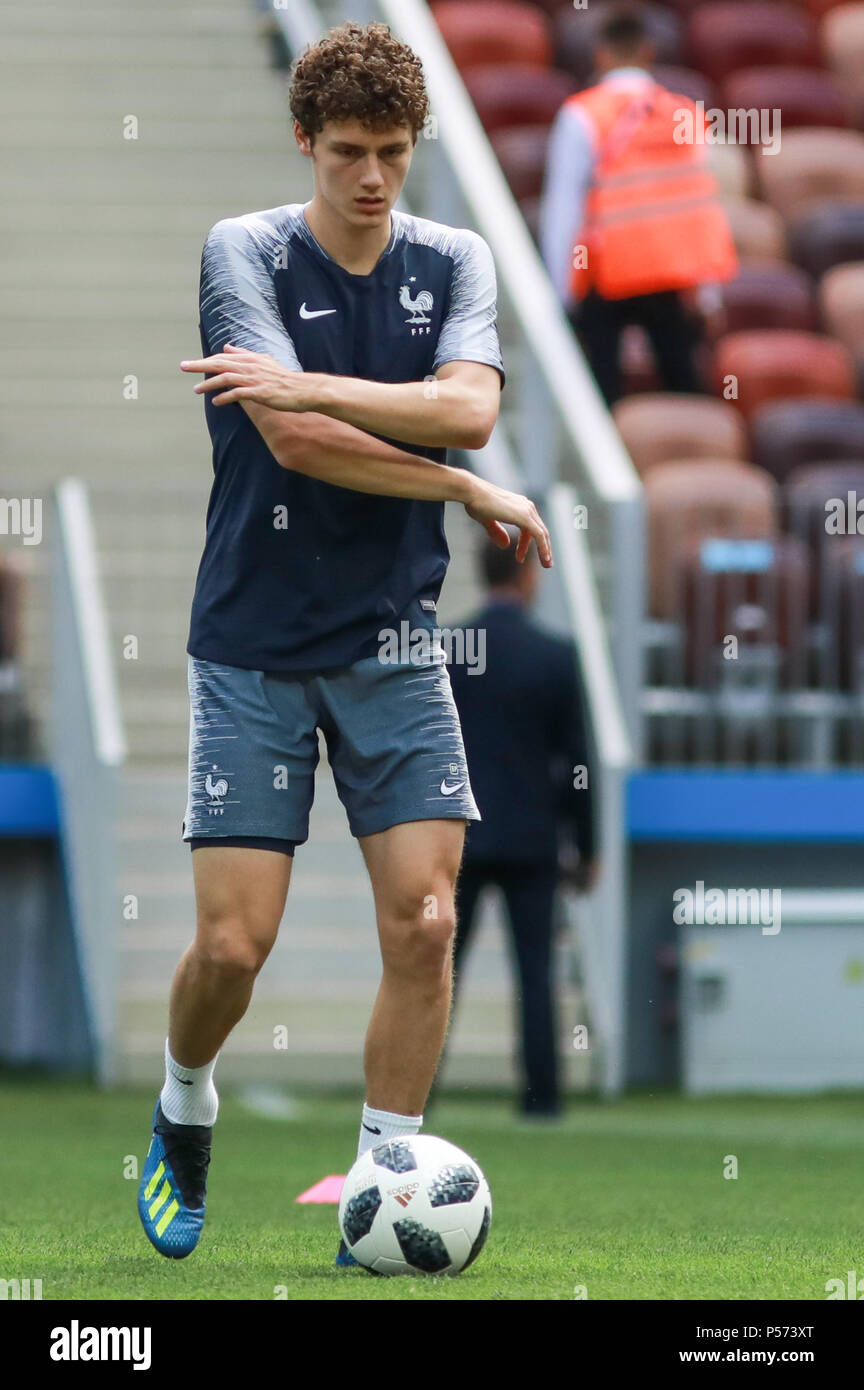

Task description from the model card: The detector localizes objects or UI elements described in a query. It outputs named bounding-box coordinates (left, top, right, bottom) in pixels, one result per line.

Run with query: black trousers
left=452, top=858, right=562, bottom=1115
left=570, top=287, right=704, bottom=406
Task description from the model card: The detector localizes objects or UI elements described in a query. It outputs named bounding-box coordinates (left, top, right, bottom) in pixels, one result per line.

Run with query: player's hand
left=180, top=344, right=315, bottom=410
left=464, top=478, right=552, bottom=567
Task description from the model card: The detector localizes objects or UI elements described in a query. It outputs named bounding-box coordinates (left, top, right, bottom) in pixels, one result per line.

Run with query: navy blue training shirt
left=187, top=203, right=505, bottom=672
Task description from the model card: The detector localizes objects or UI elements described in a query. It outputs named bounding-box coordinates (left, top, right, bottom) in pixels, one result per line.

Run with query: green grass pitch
left=2, top=1078, right=862, bottom=1300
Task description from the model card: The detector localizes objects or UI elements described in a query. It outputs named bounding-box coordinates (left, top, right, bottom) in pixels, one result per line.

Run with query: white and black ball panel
left=371, top=1138, right=418, bottom=1173
left=341, top=1184, right=382, bottom=1247
left=393, top=1218, right=451, bottom=1273
left=338, top=1133, right=492, bottom=1276
left=428, top=1162, right=480, bottom=1206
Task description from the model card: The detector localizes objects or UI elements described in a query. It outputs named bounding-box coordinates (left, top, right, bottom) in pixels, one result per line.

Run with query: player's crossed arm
left=181, top=346, right=500, bottom=451
left=180, top=349, right=551, bottom=567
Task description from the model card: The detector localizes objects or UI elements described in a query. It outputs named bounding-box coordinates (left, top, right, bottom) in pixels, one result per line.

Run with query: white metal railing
left=467, top=441, right=634, bottom=1094
left=270, top=0, right=645, bottom=752
left=541, top=484, right=634, bottom=1096
left=52, top=479, right=126, bottom=1084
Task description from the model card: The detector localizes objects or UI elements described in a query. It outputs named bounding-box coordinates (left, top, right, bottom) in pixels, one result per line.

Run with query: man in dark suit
left=446, top=530, right=597, bottom=1118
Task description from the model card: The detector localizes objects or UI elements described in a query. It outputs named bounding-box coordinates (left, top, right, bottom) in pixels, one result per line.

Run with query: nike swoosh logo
left=171, top=1073, right=193, bottom=1085
left=440, top=779, right=465, bottom=796
left=299, top=303, right=337, bottom=319
left=362, top=1124, right=382, bottom=1135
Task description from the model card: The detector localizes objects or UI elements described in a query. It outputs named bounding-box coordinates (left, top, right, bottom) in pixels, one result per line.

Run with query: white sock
left=159, top=1039, right=219, bottom=1127
left=357, top=1102, right=422, bottom=1159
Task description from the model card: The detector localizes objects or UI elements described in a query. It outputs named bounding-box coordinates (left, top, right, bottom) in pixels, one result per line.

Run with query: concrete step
left=2, top=117, right=292, bottom=154
left=0, top=77, right=286, bottom=124
left=2, top=35, right=274, bottom=68
left=2, top=415, right=208, bottom=470
left=5, top=155, right=296, bottom=202
left=1, top=5, right=260, bottom=38
left=0, top=204, right=242, bottom=236
left=0, top=345, right=212, bottom=379
left=0, top=244, right=210, bottom=289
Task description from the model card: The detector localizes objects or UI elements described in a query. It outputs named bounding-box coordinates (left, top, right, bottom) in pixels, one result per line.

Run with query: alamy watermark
left=0, top=497, right=42, bottom=545
left=673, top=103, right=781, bottom=155
left=673, top=881, right=781, bottom=935
left=378, top=621, right=486, bottom=675
left=0, top=1277, right=42, bottom=1299
left=825, top=493, right=864, bottom=534
left=49, top=1322, right=151, bottom=1370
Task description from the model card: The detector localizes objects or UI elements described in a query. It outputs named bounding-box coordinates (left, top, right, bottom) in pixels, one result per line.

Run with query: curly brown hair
left=289, top=21, right=429, bottom=144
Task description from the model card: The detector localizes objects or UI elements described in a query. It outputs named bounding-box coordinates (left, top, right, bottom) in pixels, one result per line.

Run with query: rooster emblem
left=205, top=771, right=229, bottom=814
left=399, top=282, right=434, bottom=329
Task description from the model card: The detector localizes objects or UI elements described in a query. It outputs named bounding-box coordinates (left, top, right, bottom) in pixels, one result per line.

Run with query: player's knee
left=194, top=916, right=269, bottom=979
left=381, top=895, right=456, bottom=982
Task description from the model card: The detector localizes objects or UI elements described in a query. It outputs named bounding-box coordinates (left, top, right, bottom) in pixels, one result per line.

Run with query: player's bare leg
left=138, top=845, right=291, bottom=1258
left=359, top=818, right=466, bottom=1116
left=169, top=845, right=293, bottom=1066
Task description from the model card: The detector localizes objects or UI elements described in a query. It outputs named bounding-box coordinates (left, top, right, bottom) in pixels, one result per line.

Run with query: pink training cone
left=295, top=1174, right=346, bottom=1204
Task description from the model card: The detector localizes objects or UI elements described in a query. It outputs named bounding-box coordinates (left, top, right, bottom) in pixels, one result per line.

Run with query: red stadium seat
left=613, top=392, right=749, bottom=475
left=821, top=4, right=864, bottom=86
left=431, top=1, right=552, bottom=70
left=461, top=64, right=576, bottom=134
left=750, top=399, right=864, bottom=477
left=722, top=196, right=788, bottom=262
left=786, top=459, right=864, bottom=509
left=645, top=459, right=777, bottom=618
left=687, top=4, right=820, bottom=85
left=681, top=533, right=809, bottom=687
left=707, top=144, right=754, bottom=199
left=785, top=461, right=864, bottom=619
left=756, top=129, right=864, bottom=218
left=819, top=261, right=864, bottom=354
left=711, top=329, right=857, bottom=418
left=788, top=202, right=864, bottom=278
left=722, top=67, right=851, bottom=131
left=716, top=262, right=817, bottom=335
left=490, top=125, right=550, bottom=201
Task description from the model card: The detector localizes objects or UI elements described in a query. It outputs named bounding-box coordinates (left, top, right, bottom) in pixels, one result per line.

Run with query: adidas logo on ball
left=389, top=1182, right=420, bottom=1208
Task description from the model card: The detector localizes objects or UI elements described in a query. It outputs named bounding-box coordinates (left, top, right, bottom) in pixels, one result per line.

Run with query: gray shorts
left=181, top=649, right=480, bottom=854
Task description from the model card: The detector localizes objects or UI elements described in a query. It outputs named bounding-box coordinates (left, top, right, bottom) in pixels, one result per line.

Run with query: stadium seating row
left=433, top=0, right=864, bottom=727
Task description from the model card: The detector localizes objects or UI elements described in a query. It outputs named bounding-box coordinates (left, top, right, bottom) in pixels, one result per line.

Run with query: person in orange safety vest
left=540, top=5, right=738, bottom=405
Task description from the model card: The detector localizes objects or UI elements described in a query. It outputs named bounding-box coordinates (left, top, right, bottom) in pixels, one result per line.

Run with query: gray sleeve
left=198, top=217, right=303, bottom=372
left=433, top=230, right=505, bottom=385
left=539, top=104, right=595, bottom=309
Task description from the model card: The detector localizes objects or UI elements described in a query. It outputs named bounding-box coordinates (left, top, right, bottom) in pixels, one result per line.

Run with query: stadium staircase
left=3, top=0, right=587, bottom=1090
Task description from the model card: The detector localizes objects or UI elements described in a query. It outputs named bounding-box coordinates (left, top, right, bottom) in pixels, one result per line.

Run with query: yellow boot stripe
left=148, top=1179, right=172, bottom=1220
left=144, top=1161, right=165, bottom=1201
left=155, top=1198, right=179, bottom=1237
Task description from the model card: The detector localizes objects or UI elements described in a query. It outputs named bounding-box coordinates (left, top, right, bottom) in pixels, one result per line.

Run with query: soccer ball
left=338, top=1134, right=492, bottom=1276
